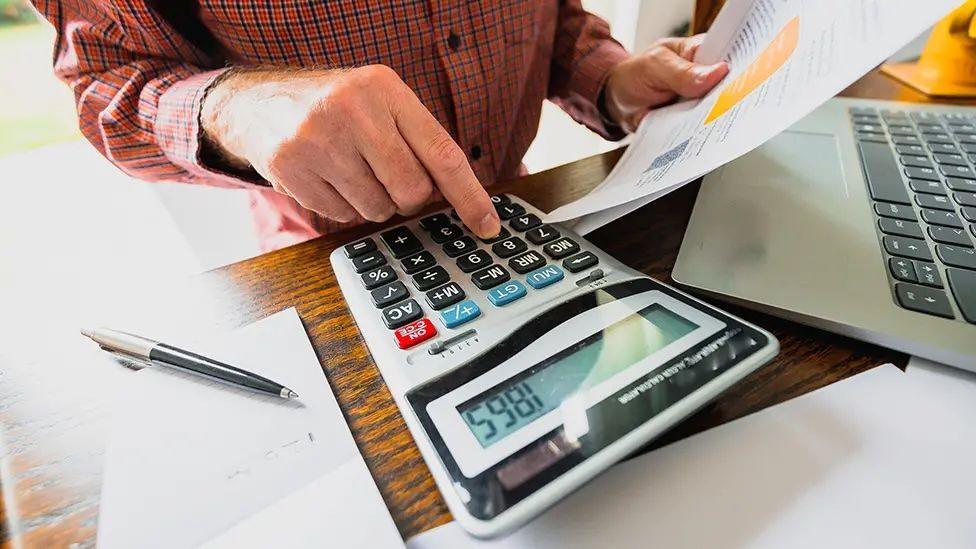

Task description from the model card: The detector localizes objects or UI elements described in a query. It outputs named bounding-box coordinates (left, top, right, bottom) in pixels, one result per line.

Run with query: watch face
left=408, top=278, right=770, bottom=522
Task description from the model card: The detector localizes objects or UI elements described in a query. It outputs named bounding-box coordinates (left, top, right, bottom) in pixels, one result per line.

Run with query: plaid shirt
left=35, top=1, right=628, bottom=250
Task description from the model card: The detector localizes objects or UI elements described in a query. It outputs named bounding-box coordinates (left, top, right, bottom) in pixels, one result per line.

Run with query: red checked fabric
left=34, top=1, right=628, bottom=250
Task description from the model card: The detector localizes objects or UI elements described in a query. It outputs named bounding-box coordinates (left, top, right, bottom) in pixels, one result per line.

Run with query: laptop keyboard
left=850, top=106, right=976, bottom=324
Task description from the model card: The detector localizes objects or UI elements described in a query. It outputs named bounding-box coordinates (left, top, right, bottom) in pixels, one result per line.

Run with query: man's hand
left=201, top=65, right=501, bottom=238
left=603, top=34, right=729, bottom=133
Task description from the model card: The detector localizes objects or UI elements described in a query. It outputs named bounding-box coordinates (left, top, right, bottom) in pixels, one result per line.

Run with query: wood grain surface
left=1, top=69, right=966, bottom=547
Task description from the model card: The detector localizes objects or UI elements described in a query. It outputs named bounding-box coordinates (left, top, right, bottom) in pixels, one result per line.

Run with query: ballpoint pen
left=81, top=327, right=299, bottom=399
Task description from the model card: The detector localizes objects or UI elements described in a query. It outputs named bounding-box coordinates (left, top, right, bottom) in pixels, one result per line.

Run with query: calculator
left=330, top=194, right=779, bottom=538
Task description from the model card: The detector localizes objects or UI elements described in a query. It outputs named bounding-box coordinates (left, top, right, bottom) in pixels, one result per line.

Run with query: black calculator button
left=472, top=264, right=511, bottom=290
left=413, top=266, right=451, bottom=291
left=496, top=202, right=525, bottom=220
left=490, top=194, right=511, bottom=205
left=510, top=213, right=542, bottom=232
left=352, top=251, right=387, bottom=273
left=380, top=226, right=424, bottom=259
left=425, top=282, right=466, bottom=310
left=431, top=223, right=463, bottom=243
left=478, top=227, right=510, bottom=244
left=419, top=213, right=451, bottom=231
left=344, top=238, right=376, bottom=258
left=526, top=225, right=560, bottom=245
left=492, top=236, right=527, bottom=258
left=382, top=299, right=423, bottom=329
left=361, top=265, right=397, bottom=289
left=457, top=250, right=492, bottom=272
left=450, top=209, right=461, bottom=220
left=401, top=251, right=436, bottom=274
left=563, top=250, right=599, bottom=273
left=444, top=236, right=477, bottom=257
left=371, top=281, right=409, bottom=308
left=508, top=250, right=546, bottom=274
left=543, top=237, right=579, bottom=259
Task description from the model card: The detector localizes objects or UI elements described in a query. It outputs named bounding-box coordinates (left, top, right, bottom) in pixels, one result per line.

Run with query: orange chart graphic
left=705, top=16, right=800, bottom=124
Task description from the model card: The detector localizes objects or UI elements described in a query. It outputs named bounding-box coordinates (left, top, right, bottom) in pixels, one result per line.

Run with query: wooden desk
left=3, top=69, right=971, bottom=547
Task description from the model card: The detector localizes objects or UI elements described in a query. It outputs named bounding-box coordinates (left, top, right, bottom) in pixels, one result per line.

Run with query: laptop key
left=888, top=257, right=917, bottom=282
left=894, top=283, right=954, bottom=319
left=858, top=142, right=911, bottom=204
left=923, top=134, right=954, bottom=145
left=946, top=177, right=976, bottom=192
left=909, top=179, right=947, bottom=195
left=954, top=192, right=976, bottom=207
left=904, top=166, right=940, bottom=181
left=874, top=202, right=917, bottom=221
left=856, top=133, right=887, bottom=144
left=941, top=164, right=976, bottom=179
left=895, top=144, right=926, bottom=155
left=878, top=218, right=924, bottom=239
left=946, top=268, right=976, bottom=323
left=936, top=244, right=976, bottom=270
left=892, top=135, right=921, bottom=146
left=929, top=142, right=960, bottom=154
left=915, top=193, right=954, bottom=211
left=921, top=209, right=964, bottom=228
left=913, top=260, right=943, bottom=288
left=933, top=153, right=968, bottom=166
left=888, top=126, right=917, bottom=136
left=928, top=226, right=973, bottom=247
left=855, top=123, right=885, bottom=133
left=963, top=207, right=976, bottom=222
left=962, top=143, right=976, bottom=154
left=883, top=235, right=932, bottom=261
left=899, top=155, right=933, bottom=169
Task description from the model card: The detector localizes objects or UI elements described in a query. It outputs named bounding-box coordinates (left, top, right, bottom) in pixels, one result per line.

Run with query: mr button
left=394, top=318, right=438, bottom=350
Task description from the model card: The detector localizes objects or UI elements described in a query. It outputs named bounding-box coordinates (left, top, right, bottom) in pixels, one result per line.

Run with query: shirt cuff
left=562, top=40, right=630, bottom=141
left=154, top=69, right=264, bottom=189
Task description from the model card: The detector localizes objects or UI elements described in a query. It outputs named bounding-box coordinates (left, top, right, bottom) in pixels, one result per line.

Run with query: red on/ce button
left=394, top=318, right=438, bottom=349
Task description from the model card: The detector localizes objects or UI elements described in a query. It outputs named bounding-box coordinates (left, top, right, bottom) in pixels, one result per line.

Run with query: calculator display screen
left=457, top=305, right=699, bottom=448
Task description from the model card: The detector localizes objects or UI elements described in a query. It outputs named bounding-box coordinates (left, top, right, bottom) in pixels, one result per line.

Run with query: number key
left=444, top=236, right=477, bottom=257
left=492, top=236, right=527, bottom=258
left=510, top=213, right=542, bottom=232
left=419, top=213, right=451, bottom=231
left=496, top=202, right=525, bottom=220
left=457, top=250, right=492, bottom=272
left=431, top=224, right=463, bottom=243
left=478, top=227, right=511, bottom=244
left=490, top=194, right=511, bottom=205
left=526, top=225, right=560, bottom=245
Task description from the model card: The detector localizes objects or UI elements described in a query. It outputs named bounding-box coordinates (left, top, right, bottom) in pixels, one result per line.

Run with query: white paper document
left=548, top=0, right=961, bottom=228
left=97, top=308, right=403, bottom=549
left=408, top=363, right=976, bottom=549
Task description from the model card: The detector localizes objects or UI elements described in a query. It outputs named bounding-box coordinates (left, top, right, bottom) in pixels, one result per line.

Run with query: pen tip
left=80, top=328, right=94, bottom=340
left=282, top=388, right=299, bottom=399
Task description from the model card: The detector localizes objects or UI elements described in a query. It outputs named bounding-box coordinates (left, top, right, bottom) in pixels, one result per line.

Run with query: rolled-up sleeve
left=33, top=1, right=256, bottom=188
left=548, top=0, right=630, bottom=140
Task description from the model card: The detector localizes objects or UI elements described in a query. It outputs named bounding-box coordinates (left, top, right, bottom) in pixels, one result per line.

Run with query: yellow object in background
left=705, top=16, right=799, bottom=124
left=882, top=0, right=976, bottom=98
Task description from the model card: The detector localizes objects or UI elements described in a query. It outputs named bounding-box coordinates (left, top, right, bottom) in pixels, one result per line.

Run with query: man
left=34, top=1, right=727, bottom=249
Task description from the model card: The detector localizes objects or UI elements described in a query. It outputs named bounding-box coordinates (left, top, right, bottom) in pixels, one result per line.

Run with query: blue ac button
left=525, top=265, right=564, bottom=289
left=440, top=300, right=481, bottom=329
left=486, top=281, right=527, bottom=307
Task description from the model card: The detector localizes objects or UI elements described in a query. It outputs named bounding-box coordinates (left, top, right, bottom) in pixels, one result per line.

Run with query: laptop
left=673, top=98, right=976, bottom=371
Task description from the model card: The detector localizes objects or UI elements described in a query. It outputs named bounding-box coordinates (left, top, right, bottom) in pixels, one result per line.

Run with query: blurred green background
left=0, top=0, right=80, bottom=156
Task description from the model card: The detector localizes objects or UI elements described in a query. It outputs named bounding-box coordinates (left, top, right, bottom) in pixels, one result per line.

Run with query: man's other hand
left=603, top=34, right=729, bottom=133
left=201, top=65, right=500, bottom=238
